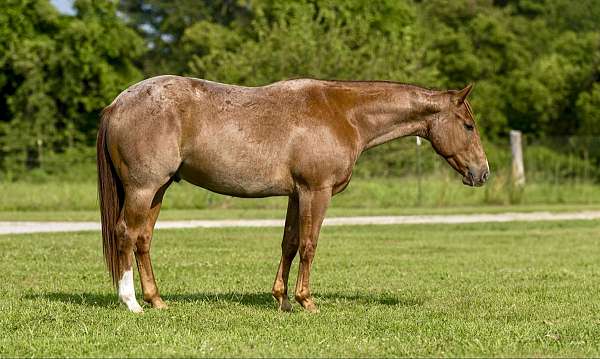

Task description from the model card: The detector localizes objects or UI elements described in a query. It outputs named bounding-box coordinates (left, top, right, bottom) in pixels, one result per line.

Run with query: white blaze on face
left=118, top=269, right=143, bottom=313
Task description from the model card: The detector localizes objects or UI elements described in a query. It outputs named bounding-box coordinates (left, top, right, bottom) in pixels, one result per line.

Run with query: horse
left=96, top=75, right=489, bottom=313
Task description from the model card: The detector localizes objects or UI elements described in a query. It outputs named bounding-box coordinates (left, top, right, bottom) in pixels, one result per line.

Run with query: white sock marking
left=118, top=269, right=143, bottom=313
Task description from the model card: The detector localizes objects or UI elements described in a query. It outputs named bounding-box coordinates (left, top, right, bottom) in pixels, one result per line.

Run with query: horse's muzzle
left=463, top=167, right=489, bottom=187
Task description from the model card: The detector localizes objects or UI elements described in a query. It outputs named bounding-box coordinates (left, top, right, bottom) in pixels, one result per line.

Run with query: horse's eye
left=464, top=123, right=474, bottom=131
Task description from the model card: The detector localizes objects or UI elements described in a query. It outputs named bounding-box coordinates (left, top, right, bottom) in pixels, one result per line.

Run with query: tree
left=0, top=0, right=145, bottom=174
left=2, top=0, right=600, bottom=177
left=118, top=0, right=252, bottom=75
left=181, top=0, right=439, bottom=86
left=419, top=0, right=600, bottom=139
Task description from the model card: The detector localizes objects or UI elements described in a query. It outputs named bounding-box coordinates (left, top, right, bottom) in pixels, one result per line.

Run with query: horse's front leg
left=272, top=195, right=300, bottom=311
left=294, top=187, right=331, bottom=313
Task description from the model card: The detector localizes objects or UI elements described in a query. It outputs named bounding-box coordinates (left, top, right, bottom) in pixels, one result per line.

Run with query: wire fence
left=355, top=135, right=600, bottom=182
left=1, top=134, right=600, bottom=185
left=2, top=135, right=600, bottom=209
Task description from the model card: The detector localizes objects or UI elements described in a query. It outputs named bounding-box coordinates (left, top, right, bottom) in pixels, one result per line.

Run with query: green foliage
left=118, top=0, right=251, bottom=75
left=577, top=83, right=600, bottom=135
left=420, top=0, right=600, bottom=138
left=1, top=0, right=600, bottom=178
left=525, top=144, right=600, bottom=181
left=0, top=0, right=145, bottom=175
left=182, top=0, right=438, bottom=86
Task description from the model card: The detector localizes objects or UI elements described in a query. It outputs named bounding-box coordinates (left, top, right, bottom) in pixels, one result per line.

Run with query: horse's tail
left=96, top=105, right=123, bottom=286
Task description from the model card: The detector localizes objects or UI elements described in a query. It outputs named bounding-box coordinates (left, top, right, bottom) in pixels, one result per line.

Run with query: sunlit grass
left=1, top=221, right=599, bottom=357
left=3, top=203, right=600, bottom=222
left=1, top=176, right=600, bottom=214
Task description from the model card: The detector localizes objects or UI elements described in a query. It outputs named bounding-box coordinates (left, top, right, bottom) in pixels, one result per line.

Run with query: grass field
left=1, top=220, right=599, bottom=357
left=1, top=176, right=600, bottom=221
left=3, top=203, right=600, bottom=222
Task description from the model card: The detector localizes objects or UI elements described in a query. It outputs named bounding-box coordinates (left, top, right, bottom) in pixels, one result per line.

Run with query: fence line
left=1, top=135, right=600, bottom=184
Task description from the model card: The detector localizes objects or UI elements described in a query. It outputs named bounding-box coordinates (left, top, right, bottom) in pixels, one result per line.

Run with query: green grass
left=1, top=221, right=599, bottom=357
left=3, top=203, right=600, bottom=222
left=1, top=176, right=600, bottom=220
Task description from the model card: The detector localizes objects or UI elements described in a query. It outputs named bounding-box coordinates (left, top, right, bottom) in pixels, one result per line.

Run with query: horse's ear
left=454, top=83, right=474, bottom=104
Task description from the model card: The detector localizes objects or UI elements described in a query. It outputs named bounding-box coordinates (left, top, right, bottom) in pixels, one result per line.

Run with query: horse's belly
left=178, top=155, right=293, bottom=198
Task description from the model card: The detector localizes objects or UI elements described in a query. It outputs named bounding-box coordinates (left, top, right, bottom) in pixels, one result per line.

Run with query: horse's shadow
left=25, top=291, right=424, bottom=309
left=24, top=292, right=117, bottom=308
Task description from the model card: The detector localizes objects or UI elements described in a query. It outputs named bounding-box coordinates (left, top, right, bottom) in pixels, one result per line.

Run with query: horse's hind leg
left=134, top=181, right=171, bottom=309
left=272, top=195, right=300, bottom=312
left=115, top=186, right=158, bottom=313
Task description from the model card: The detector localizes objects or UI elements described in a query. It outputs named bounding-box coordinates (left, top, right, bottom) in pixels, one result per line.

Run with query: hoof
left=122, top=298, right=144, bottom=313
left=150, top=297, right=168, bottom=309
left=303, top=302, right=319, bottom=313
left=130, top=304, right=144, bottom=313
left=298, top=298, right=319, bottom=313
left=119, top=296, right=144, bottom=313
left=278, top=299, right=292, bottom=312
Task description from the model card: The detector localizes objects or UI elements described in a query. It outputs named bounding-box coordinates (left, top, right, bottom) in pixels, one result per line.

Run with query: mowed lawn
left=1, top=221, right=599, bottom=357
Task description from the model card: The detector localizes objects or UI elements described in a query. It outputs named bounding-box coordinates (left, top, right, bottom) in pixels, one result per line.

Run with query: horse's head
left=428, top=84, right=489, bottom=187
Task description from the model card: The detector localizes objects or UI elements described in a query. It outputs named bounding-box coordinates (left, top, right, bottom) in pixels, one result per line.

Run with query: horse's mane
left=287, top=77, right=444, bottom=93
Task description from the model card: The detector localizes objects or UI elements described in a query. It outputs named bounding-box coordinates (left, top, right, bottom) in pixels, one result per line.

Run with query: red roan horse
left=97, top=76, right=489, bottom=313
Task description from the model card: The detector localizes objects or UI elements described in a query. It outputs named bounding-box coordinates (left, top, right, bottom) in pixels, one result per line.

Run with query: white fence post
left=510, top=130, right=525, bottom=187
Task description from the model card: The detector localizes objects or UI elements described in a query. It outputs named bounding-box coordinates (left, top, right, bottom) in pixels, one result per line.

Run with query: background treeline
left=1, top=0, right=600, bottom=181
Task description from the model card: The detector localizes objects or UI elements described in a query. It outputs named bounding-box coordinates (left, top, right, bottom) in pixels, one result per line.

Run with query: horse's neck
left=331, top=83, right=438, bottom=152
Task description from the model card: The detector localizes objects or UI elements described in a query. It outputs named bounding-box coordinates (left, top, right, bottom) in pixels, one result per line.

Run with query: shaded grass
left=1, top=221, right=599, bottom=357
